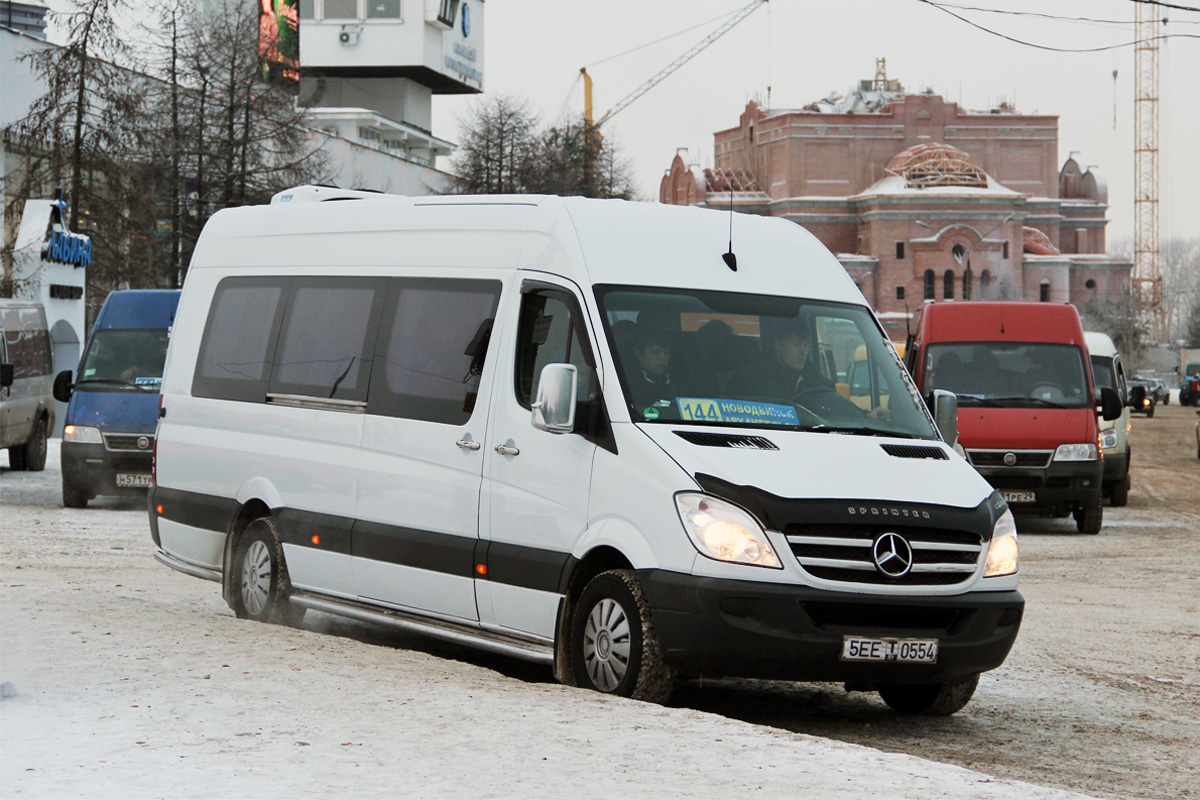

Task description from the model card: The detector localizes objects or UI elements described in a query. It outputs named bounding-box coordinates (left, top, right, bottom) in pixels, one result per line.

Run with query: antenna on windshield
left=722, top=187, right=737, bottom=271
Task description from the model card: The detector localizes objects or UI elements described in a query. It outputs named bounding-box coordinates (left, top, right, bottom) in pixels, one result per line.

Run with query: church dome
left=885, top=142, right=988, bottom=189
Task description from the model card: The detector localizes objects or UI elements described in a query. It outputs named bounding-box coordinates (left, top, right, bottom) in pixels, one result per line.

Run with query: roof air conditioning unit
left=338, top=25, right=362, bottom=46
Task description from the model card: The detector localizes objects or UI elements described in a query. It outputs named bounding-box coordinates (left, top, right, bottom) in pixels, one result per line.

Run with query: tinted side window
left=2, top=309, right=52, bottom=379
left=269, top=278, right=386, bottom=402
left=193, top=278, right=288, bottom=402
left=368, top=278, right=501, bottom=425
left=515, top=291, right=595, bottom=410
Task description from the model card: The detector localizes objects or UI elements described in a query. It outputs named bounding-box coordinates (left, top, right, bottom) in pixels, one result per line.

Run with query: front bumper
left=638, top=569, right=1023, bottom=685
left=1101, top=449, right=1129, bottom=485
left=61, top=440, right=153, bottom=497
left=974, top=459, right=1103, bottom=515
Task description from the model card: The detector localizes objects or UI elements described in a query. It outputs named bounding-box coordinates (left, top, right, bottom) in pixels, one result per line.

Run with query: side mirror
left=932, top=389, right=958, bottom=447
left=1099, top=386, right=1121, bottom=421
left=531, top=363, right=578, bottom=434
left=53, top=370, right=74, bottom=403
left=0, top=363, right=13, bottom=389
left=1128, top=385, right=1146, bottom=408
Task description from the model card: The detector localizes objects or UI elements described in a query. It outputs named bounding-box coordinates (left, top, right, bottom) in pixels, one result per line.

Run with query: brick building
left=659, top=81, right=1132, bottom=338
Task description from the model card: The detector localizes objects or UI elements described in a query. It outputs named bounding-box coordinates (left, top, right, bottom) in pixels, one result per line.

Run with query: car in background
left=53, top=289, right=180, bottom=507
left=1, top=300, right=55, bottom=471
left=1127, top=378, right=1157, bottom=417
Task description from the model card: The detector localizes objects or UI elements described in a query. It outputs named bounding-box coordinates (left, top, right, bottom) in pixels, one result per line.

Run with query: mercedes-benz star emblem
left=872, top=532, right=914, bottom=578
left=1003, top=452, right=1017, bottom=466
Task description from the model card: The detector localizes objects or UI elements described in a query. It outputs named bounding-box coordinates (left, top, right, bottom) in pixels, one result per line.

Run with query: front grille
left=803, top=602, right=963, bottom=633
left=785, top=523, right=983, bottom=587
left=104, top=433, right=154, bottom=452
left=673, top=431, right=779, bottom=450
left=968, top=449, right=1053, bottom=468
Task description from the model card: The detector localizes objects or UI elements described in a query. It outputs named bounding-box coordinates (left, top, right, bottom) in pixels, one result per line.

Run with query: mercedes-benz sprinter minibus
left=150, top=187, right=1023, bottom=715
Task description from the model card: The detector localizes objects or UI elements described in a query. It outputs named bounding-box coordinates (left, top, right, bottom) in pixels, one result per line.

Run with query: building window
left=323, top=0, right=358, bottom=19
left=963, top=268, right=973, bottom=300
left=437, top=0, right=460, bottom=27
left=981, top=269, right=992, bottom=288
left=951, top=243, right=967, bottom=264
left=1085, top=278, right=1097, bottom=290
left=896, top=286, right=906, bottom=301
left=1003, top=241, right=1010, bottom=259
left=943, top=270, right=955, bottom=300
left=924, top=270, right=935, bottom=301
left=895, top=241, right=905, bottom=259
left=367, top=0, right=401, bottom=18
left=1040, top=280, right=1051, bottom=302
left=299, top=0, right=315, bottom=19
left=358, top=126, right=382, bottom=143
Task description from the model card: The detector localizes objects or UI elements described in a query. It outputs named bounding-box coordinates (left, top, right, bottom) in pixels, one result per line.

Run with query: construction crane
left=578, top=0, right=768, bottom=187
left=1133, top=5, right=1164, bottom=341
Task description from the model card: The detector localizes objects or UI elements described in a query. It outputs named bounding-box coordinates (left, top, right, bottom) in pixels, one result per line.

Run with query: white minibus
left=150, top=186, right=1023, bottom=715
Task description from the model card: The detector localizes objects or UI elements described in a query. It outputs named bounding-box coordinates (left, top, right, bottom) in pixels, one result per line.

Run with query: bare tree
left=450, top=94, right=542, bottom=194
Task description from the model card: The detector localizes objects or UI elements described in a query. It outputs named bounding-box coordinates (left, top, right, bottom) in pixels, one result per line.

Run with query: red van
left=907, top=302, right=1121, bottom=534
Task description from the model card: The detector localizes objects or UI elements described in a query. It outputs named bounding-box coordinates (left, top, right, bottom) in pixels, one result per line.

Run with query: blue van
left=53, top=290, right=180, bottom=507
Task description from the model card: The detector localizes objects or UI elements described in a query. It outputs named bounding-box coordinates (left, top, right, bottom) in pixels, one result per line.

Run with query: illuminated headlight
left=63, top=425, right=103, bottom=444
left=1054, top=443, right=1098, bottom=461
left=1099, top=429, right=1118, bottom=450
left=984, top=509, right=1019, bottom=577
left=675, top=493, right=781, bottom=568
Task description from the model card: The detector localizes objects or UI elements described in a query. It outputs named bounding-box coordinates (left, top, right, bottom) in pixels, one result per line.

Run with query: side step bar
left=155, top=549, right=222, bottom=583
left=291, top=594, right=555, bottom=666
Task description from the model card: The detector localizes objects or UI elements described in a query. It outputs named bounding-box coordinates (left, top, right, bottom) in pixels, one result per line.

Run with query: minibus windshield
left=922, top=342, right=1090, bottom=409
left=596, top=286, right=937, bottom=439
left=78, top=329, right=170, bottom=391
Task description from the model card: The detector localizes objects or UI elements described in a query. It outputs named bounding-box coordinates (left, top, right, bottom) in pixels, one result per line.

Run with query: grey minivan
left=1, top=300, right=55, bottom=471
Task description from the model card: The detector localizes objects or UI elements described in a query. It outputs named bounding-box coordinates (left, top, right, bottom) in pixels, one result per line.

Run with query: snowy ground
left=4, top=406, right=1198, bottom=798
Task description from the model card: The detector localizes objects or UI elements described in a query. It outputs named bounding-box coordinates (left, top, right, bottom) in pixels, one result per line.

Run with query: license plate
left=116, top=473, right=152, bottom=488
left=1001, top=490, right=1036, bottom=504
left=841, top=637, right=938, bottom=663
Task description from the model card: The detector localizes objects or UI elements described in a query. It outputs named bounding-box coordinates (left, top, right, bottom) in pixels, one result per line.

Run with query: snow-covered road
left=4, top=408, right=1198, bottom=799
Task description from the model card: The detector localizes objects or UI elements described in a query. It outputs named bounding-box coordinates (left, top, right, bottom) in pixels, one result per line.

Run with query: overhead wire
left=916, top=0, right=1200, bottom=51
left=583, top=7, right=744, bottom=69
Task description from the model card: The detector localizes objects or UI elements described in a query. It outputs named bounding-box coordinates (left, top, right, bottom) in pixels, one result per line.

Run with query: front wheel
left=1073, top=501, right=1103, bottom=534
left=1109, top=474, right=1130, bottom=508
left=877, top=674, right=979, bottom=715
left=570, top=570, right=674, bottom=703
left=231, top=517, right=306, bottom=626
left=21, top=417, right=48, bottom=471
left=62, top=476, right=89, bottom=508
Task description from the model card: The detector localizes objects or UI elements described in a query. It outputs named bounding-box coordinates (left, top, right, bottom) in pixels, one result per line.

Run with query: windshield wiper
left=803, top=425, right=918, bottom=439
left=75, top=378, right=137, bottom=389
left=988, top=395, right=1073, bottom=409
left=953, top=395, right=1005, bottom=407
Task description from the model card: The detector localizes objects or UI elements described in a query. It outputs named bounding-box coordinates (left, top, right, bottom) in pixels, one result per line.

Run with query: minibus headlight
left=63, top=425, right=103, bottom=444
left=1053, top=443, right=1098, bottom=461
left=984, top=510, right=1019, bottom=577
left=674, top=493, right=781, bottom=569
left=1099, top=429, right=1118, bottom=450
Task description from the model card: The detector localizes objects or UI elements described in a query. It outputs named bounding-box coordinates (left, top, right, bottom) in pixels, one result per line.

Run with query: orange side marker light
left=311, top=535, right=321, bottom=545
left=475, top=564, right=487, bottom=576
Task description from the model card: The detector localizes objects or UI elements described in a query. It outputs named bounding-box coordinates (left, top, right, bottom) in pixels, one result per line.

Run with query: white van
left=1083, top=331, right=1132, bottom=506
left=151, top=187, right=1023, bottom=715
left=1, top=300, right=55, bottom=471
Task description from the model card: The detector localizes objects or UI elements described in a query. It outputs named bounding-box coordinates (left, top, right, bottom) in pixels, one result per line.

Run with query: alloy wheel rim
left=240, top=540, right=272, bottom=616
left=583, top=597, right=632, bottom=691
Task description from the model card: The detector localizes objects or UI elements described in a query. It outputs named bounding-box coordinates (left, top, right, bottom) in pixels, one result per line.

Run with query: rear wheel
left=21, top=417, right=48, bottom=471
left=569, top=570, right=674, bottom=703
left=878, top=674, right=979, bottom=715
left=1074, top=501, right=1103, bottom=534
left=231, top=517, right=306, bottom=626
left=1145, top=402, right=1155, bottom=418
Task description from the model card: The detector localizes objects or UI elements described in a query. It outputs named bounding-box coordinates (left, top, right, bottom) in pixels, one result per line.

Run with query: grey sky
left=432, top=0, right=1199, bottom=244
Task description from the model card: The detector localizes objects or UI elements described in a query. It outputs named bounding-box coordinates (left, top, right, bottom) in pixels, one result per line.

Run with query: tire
left=569, top=569, right=674, bottom=703
left=1073, top=501, right=1103, bottom=534
left=1109, top=475, right=1130, bottom=508
left=21, top=417, right=48, bottom=472
left=878, top=674, right=979, bottom=715
left=1145, top=402, right=1155, bottom=418
left=8, top=444, right=27, bottom=471
left=231, top=517, right=306, bottom=626
left=62, top=476, right=89, bottom=509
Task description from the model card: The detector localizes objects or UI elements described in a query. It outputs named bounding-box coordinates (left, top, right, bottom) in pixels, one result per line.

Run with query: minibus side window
left=367, top=278, right=502, bottom=425
left=193, top=278, right=289, bottom=402
left=269, top=278, right=386, bottom=403
left=515, top=292, right=595, bottom=411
